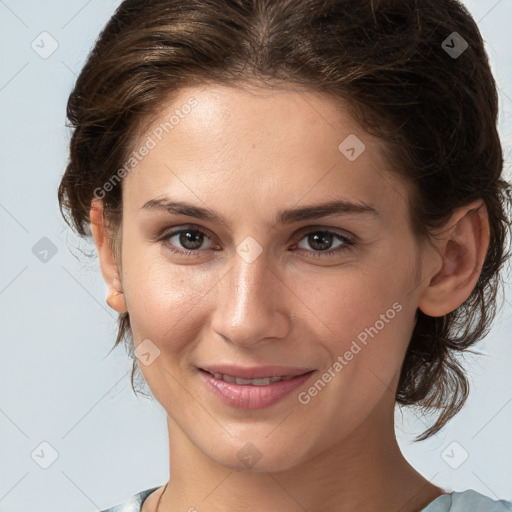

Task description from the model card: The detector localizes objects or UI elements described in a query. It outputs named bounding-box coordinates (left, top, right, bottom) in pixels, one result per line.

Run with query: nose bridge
left=229, top=252, right=269, bottom=320
left=212, top=246, right=290, bottom=346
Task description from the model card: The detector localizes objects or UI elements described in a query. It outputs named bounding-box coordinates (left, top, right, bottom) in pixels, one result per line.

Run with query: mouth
left=200, top=370, right=298, bottom=386
left=197, top=365, right=316, bottom=409
left=198, top=364, right=313, bottom=382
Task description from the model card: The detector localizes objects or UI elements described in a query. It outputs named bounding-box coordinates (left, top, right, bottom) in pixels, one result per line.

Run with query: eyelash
left=157, top=225, right=356, bottom=259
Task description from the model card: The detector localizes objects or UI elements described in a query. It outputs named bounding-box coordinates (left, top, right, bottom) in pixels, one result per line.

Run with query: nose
left=210, top=249, right=292, bottom=348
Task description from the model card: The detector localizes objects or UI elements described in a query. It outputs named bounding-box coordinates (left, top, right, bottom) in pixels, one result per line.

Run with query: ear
left=89, top=198, right=127, bottom=313
left=418, top=199, right=490, bottom=317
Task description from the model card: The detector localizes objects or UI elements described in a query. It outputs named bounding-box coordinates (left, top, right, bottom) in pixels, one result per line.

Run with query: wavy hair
left=58, top=0, right=512, bottom=440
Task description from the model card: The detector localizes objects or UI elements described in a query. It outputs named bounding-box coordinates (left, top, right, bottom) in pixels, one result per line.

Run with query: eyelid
left=157, top=223, right=357, bottom=259
left=156, top=223, right=216, bottom=242
left=291, top=224, right=356, bottom=242
left=159, top=224, right=218, bottom=248
left=157, top=223, right=355, bottom=244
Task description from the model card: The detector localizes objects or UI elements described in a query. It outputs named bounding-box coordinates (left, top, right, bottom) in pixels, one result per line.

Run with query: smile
left=204, top=371, right=297, bottom=385
left=198, top=367, right=316, bottom=409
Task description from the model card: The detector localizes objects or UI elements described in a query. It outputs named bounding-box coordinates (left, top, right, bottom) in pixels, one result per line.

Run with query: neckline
left=139, top=486, right=165, bottom=511
left=139, top=487, right=452, bottom=511
left=421, top=490, right=453, bottom=511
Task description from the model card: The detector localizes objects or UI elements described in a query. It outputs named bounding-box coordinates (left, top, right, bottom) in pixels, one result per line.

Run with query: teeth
left=210, top=372, right=289, bottom=385
left=236, top=377, right=271, bottom=385
left=234, top=377, right=254, bottom=385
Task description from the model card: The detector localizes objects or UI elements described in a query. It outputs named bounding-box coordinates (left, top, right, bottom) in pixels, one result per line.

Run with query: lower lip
left=198, top=369, right=315, bottom=409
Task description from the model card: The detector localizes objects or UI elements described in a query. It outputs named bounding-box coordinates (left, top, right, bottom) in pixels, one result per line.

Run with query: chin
left=204, top=436, right=309, bottom=474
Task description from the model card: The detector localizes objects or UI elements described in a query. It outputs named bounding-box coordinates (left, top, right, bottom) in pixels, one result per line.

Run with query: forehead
left=122, top=82, right=412, bottom=227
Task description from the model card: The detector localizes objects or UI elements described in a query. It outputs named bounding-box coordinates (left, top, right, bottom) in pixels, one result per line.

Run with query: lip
left=198, top=367, right=316, bottom=410
left=199, top=364, right=313, bottom=380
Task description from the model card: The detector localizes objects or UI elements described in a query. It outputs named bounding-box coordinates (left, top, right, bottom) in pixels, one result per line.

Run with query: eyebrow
left=141, top=197, right=379, bottom=226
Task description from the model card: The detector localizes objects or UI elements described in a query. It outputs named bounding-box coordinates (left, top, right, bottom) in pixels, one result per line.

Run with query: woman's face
left=116, top=83, right=430, bottom=472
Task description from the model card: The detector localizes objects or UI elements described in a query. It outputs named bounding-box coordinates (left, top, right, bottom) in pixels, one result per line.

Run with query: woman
left=58, top=0, right=512, bottom=511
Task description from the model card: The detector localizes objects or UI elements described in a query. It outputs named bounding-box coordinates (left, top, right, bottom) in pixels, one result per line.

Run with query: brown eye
left=160, top=226, right=215, bottom=255
left=292, top=229, right=356, bottom=259
left=176, top=230, right=205, bottom=250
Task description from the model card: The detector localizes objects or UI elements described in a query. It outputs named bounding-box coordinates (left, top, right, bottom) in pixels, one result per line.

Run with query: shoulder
left=451, top=490, right=512, bottom=511
left=98, top=486, right=161, bottom=512
left=424, top=489, right=512, bottom=511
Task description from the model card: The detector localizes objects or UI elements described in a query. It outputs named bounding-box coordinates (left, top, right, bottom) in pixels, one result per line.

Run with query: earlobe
left=106, top=289, right=126, bottom=312
left=89, top=199, right=127, bottom=313
left=418, top=200, right=490, bottom=317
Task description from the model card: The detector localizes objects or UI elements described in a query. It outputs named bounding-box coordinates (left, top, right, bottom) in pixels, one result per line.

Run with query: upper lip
left=199, top=365, right=313, bottom=379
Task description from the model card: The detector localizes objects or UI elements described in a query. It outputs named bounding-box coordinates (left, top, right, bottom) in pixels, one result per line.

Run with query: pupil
left=177, top=231, right=334, bottom=252
left=309, top=232, right=332, bottom=251
left=180, top=230, right=203, bottom=250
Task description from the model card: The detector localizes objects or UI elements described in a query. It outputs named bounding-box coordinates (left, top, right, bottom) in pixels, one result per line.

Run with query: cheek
left=302, top=269, right=414, bottom=424
left=292, top=275, right=412, bottom=445
left=317, top=261, right=415, bottom=377
left=121, top=246, right=217, bottom=351
left=122, top=225, right=416, bottom=363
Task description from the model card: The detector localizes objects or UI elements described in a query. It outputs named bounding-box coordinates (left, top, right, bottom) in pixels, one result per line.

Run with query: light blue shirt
left=98, top=487, right=512, bottom=512
left=421, top=490, right=512, bottom=511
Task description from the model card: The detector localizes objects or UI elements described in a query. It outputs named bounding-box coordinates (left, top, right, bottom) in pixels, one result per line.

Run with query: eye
left=158, top=225, right=356, bottom=259
left=160, top=226, right=216, bottom=256
left=291, top=229, right=355, bottom=258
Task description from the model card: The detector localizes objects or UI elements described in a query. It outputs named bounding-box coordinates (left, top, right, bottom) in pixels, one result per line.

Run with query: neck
left=157, top=398, right=446, bottom=512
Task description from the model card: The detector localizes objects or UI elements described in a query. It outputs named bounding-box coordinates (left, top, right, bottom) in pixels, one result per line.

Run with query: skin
left=90, top=82, right=490, bottom=512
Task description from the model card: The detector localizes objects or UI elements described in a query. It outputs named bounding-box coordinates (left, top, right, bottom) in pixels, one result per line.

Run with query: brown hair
left=58, top=0, right=511, bottom=440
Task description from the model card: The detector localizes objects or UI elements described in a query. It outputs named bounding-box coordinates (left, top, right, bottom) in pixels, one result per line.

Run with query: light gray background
left=0, top=1, right=511, bottom=511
